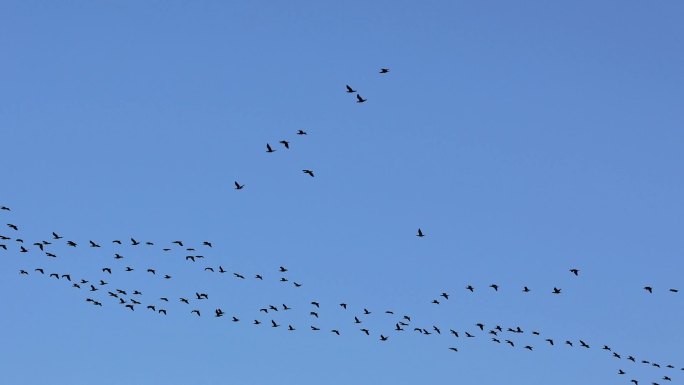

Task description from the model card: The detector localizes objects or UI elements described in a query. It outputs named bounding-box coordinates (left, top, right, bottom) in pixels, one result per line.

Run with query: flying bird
left=303, top=169, right=315, bottom=177
left=356, top=94, right=367, bottom=103
left=266, top=143, right=275, bottom=153
left=379, top=68, right=390, bottom=73
left=234, top=181, right=244, bottom=190
left=417, top=228, right=425, bottom=237
left=279, top=140, right=290, bottom=149
left=346, top=85, right=356, bottom=93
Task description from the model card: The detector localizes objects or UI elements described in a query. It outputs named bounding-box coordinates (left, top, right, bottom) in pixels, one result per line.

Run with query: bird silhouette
left=346, top=85, right=356, bottom=93
left=379, top=68, right=390, bottom=73
left=279, top=140, right=290, bottom=149
left=234, top=181, right=244, bottom=190
left=303, top=169, right=315, bottom=177
left=356, top=94, right=367, bottom=103
left=416, top=228, right=425, bottom=237
left=570, top=268, right=579, bottom=276
left=297, top=130, right=307, bottom=135
left=266, top=143, right=275, bottom=153
left=644, top=286, right=653, bottom=293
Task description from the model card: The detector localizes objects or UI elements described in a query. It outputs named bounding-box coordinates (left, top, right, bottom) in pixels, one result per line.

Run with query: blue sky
left=1, top=1, right=683, bottom=384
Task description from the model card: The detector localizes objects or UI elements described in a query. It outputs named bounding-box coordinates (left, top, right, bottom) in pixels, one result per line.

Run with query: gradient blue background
left=1, top=1, right=683, bottom=384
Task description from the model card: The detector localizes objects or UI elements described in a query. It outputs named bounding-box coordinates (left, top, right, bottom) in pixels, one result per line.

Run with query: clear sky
left=1, top=1, right=683, bottom=384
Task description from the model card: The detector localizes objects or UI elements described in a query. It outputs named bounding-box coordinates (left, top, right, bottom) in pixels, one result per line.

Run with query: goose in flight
left=297, top=130, right=307, bottom=135
left=279, top=140, right=290, bottom=149
left=346, top=85, right=356, bottom=93
left=356, top=94, right=367, bottom=103
left=379, top=68, right=390, bottom=73
left=569, top=268, right=579, bottom=276
left=303, top=169, right=314, bottom=177
left=234, top=181, right=244, bottom=190
left=266, top=143, right=275, bottom=153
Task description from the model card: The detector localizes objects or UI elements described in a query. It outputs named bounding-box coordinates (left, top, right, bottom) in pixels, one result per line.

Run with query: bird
left=279, top=140, right=290, bottom=149
left=102, top=268, right=112, bottom=274
left=356, top=94, right=367, bottom=103
left=303, top=169, right=314, bottom=177
left=130, top=238, right=140, bottom=246
left=644, top=286, right=653, bottom=293
left=476, top=323, right=484, bottom=331
left=34, top=268, right=44, bottom=274
left=89, top=241, right=100, bottom=248
left=7, top=224, right=18, bottom=231
left=466, top=285, right=474, bottom=292
left=450, top=330, right=459, bottom=337
left=147, top=269, right=156, bottom=274
left=570, top=268, right=579, bottom=276
left=379, top=68, right=390, bottom=73
left=296, top=130, right=307, bottom=135
left=546, top=339, right=554, bottom=345
left=311, top=301, right=320, bottom=308
left=340, top=303, right=347, bottom=309
left=191, top=310, right=201, bottom=317
left=448, top=347, right=458, bottom=352
left=490, top=284, right=499, bottom=291
left=618, top=370, right=625, bottom=375
left=416, top=228, right=425, bottom=237
left=524, top=345, right=533, bottom=351
left=215, top=309, right=224, bottom=317
left=234, top=181, right=244, bottom=190
left=580, top=340, right=590, bottom=348
left=345, top=85, right=356, bottom=93
left=380, top=335, right=388, bottom=341
left=266, top=143, right=275, bottom=153
left=331, top=329, right=340, bottom=335
left=271, top=320, right=279, bottom=328
left=552, top=287, right=562, bottom=294
left=204, top=267, right=214, bottom=272
left=0, top=206, right=10, bottom=211
left=431, top=299, right=440, bottom=304
left=523, top=286, right=531, bottom=292
left=670, top=288, right=679, bottom=293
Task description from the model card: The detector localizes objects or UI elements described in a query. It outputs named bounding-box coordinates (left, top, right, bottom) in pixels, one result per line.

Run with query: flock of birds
left=2, top=68, right=681, bottom=385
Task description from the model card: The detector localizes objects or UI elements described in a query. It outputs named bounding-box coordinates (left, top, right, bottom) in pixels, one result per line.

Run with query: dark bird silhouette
left=380, top=335, right=388, bottom=341
left=293, top=282, right=302, bottom=287
left=203, top=241, right=212, bottom=247
left=112, top=240, right=122, bottom=244
left=102, top=268, right=112, bottom=274
left=125, top=267, right=134, bottom=272
left=115, top=254, right=124, bottom=259
left=7, top=224, right=18, bottom=231
left=490, top=284, right=499, bottom=291
left=492, top=338, right=500, bottom=343
left=523, top=286, right=530, bottom=292
left=432, top=299, right=440, bottom=304
left=618, top=370, right=625, bottom=375
left=191, top=310, right=201, bottom=317
left=130, top=238, right=140, bottom=246
left=280, top=277, right=288, bottom=282
left=266, top=143, right=275, bottom=153
left=297, top=130, right=307, bottom=135
left=440, top=292, right=449, bottom=300
left=0, top=206, right=10, bottom=211
left=67, top=241, right=77, bottom=247
left=552, top=287, right=562, bottom=294
left=476, top=323, right=484, bottom=331
left=506, top=340, right=514, bottom=347
left=172, top=241, right=183, bottom=247
left=354, top=316, right=361, bottom=324
left=159, top=309, right=167, bottom=315
left=19, top=270, right=28, bottom=275
left=524, top=345, right=533, bottom=351
left=61, top=274, right=71, bottom=281
left=279, top=140, right=290, bottom=149
left=340, top=303, right=347, bottom=309
left=205, top=267, right=214, bottom=272
left=234, top=273, right=245, bottom=279
left=669, top=289, right=678, bottom=293
left=311, top=326, right=320, bottom=331
left=580, top=340, right=590, bottom=348
left=234, top=182, right=244, bottom=190
left=35, top=268, right=44, bottom=274
left=125, top=304, right=134, bottom=311
left=232, top=316, right=239, bottom=322
left=465, top=332, right=475, bottom=338
left=271, top=320, right=279, bottom=328
left=417, top=228, right=425, bottom=237
left=361, top=328, right=370, bottom=335
left=49, top=273, right=59, bottom=279
left=466, top=285, right=474, bottom=292
left=46, top=252, right=56, bottom=258
left=363, top=308, right=371, bottom=315
left=180, top=298, right=189, bottom=304
left=379, top=68, right=390, bottom=73
left=186, top=256, right=195, bottom=262
left=255, top=274, right=263, bottom=280
left=448, top=347, right=458, bottom=352
left=331, top=329, right=340, bottom=335
left=147, top=269, right=156, bottom=274
left=356, top=94, right=367, bottom=103
left=215, top=309, right=224, bottom=317
left=89, top=241, right=100, bottom=248
left=346, top=85, right=356, bottom=93
left=303, top=169, right=314, bottom=177
left=570, top=268, right=579, bottom=276
left=565, top=340, right=573, bottom=347
left=546, top=339, right=554, bottom=345
left=310, top=312, right=319, bottom=318
left=450, top=330, right=459, bottom=337
left=644, top=286, right=653, bottom=293
left=19, top=246, right=28, bottom=253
